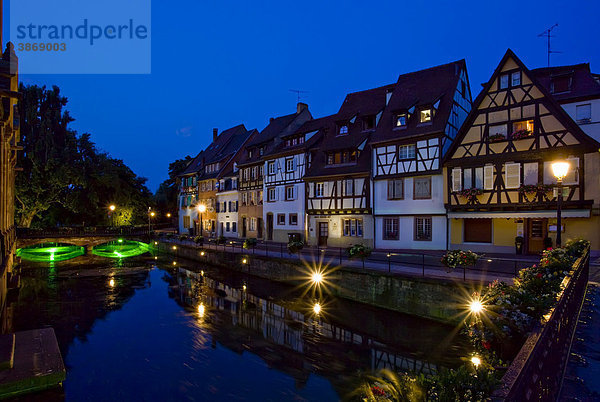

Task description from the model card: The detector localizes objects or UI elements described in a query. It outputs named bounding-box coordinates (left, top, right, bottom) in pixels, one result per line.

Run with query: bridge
left=16, top=227, right=152, bottom=252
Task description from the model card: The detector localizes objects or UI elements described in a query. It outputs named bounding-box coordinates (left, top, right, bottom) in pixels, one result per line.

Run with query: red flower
left=536, top=273, right=542, bottom=279
left=482, top=341, right=491, bottom=350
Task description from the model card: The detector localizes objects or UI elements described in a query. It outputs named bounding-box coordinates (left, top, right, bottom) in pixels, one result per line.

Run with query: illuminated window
left=420, top=109, right=432, bottom=123
left=343, top=219, right=363, bottom=237
left=339, top=125, right=348, bottom=135
left=250, top=218, right=256, bottom=231
left=512, top=120, right=534, bottom=134
left=395, top=114, right=407, bottom=127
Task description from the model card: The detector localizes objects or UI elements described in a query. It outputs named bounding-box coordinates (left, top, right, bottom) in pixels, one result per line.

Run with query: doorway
left=527, top=218, right=548, bottom=253
left=318, top=222, right=329, bottom=247
left=266, top=214, right=273, bottom=241
left=257, top=218, right=263, bottom=238
left=242, top=217, right=247, bottom=238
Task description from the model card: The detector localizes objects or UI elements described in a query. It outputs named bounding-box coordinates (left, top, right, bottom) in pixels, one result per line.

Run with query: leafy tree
left=154, top=156, right=192, bottom=215
left=16, top=84, right=154, bottom=227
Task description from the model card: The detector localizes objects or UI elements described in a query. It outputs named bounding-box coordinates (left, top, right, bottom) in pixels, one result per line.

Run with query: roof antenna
left=289, top=89, right=309, bottom=103
left=538, top=23, right=561, bottom=67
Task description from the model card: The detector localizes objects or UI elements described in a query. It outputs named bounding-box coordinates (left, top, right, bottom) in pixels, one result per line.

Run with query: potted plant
left=243, top=238, right=257, bottom=250
left=510, top=129, right=532, bottom=140
left=348, top=244, right=372, bottom=269
left=515, top=236, right=524, bottom=255
left=193, top=236, right=204, bottom=245
left=543, top=237, right=553, bottom=250
left=287, top=240, right=304, bottom=254
left=440, top=250, right=480, bottom=272
left=488, top=133, right=506, bottom=143
left=457, top=188, right=483, bottom=203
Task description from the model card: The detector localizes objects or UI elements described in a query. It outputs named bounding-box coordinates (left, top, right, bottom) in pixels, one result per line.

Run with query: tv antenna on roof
left=538, top=23, right=561, bottom=67
left=289, top=89, right=309, bottom=103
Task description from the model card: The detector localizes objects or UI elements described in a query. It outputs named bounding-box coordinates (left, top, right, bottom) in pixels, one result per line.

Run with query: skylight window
left=339, top=125, right=348, bottom=135
left=395, top=114, right=407, bottom=127
left=420, top=109, right=432, bottom=123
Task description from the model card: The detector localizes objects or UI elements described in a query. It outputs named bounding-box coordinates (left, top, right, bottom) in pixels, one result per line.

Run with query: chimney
left=297, top=102, right=308, bottom=114
left=212, top=128, right=218, bottom=142
left=269, top=117, right=275, bottom=123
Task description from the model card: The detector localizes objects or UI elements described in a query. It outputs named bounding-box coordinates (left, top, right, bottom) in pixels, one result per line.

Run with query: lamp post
left=148, top=208, right=155, bottom=233
left=198, top=204, right=206, bottom=237
left=109, top=204, right=116, bottom=227
left=552, top=161, right=570, bottom=248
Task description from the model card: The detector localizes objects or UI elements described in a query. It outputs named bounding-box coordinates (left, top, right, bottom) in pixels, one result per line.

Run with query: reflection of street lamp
left=198, top=204, right=206, bottom=237
left=166, top=213, right=171, bottom=218
left=552, top=161, right=570, bottom=247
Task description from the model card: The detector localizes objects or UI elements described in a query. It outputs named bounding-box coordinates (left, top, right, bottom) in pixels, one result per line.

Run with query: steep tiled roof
left=305, top=84, right=395, bottom=178
left=371, top=60, right=465, bottom=144
left=237, top=107, right=312, bottom=167
left=530, top=63, right=600, bottom=103
left=180, top=124, right=254, bottom=179
left=264, top=114, right=337, bottom=159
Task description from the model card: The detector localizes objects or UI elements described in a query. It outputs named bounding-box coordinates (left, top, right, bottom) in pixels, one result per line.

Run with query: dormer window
left=248, top=150, right=253, bottom=158
left=395, top=113, right=407, bottom=127
left=326, top=150, right=358, bottom=165
left=338, top=125, right=348, bottom=135
left=259, top=147, right=264, bottom=156
left=551, top=75, right=572, bottom=93
left=420, top=109, right=432, bottom=123
left=363, top=116, right=376, bottom=130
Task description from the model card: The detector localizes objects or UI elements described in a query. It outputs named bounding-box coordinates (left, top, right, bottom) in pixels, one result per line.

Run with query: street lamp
left=109, top=204, right=116, bottom=227
left=198, top=204, right=206, bottom=237
left=552, top=161, right=570, bottom=247
left=148, top=207, right=155, bottom=233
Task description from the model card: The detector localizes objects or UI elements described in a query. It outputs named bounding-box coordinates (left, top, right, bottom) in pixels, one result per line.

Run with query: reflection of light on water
left=313, top=303, right=321, bottom=315
left=197, top=303, right=205, bottom=317
left=109, top=278, right=115, bottom=287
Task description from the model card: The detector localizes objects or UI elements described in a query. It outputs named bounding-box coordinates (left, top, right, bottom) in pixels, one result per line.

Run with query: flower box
left=456, top=188, right=483, bottom=203
left=488, top=133, right=506, bottom=143
left=510, top=129, right=533, bottom=141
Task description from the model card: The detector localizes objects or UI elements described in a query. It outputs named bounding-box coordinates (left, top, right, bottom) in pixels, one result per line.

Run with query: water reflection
left=171, top=266, right=468, bottom=394
left=7, top=256, right=468, bottom=401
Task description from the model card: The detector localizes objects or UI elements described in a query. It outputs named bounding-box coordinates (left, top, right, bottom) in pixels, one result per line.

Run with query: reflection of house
left=445, top=50, right=600, bottom=253
left=237, top=104, right=312, bottom=240
left=370, top=61, right=472, bottom=250
left=178, top=125, right=256, bottom=236
left=262, top=116, right=335, bottom=242
left=174, top=267, right=451, bottom=392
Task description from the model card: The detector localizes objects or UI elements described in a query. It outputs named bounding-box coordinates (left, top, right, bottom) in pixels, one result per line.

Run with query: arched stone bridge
left=16, top=228, right=151, bottom=252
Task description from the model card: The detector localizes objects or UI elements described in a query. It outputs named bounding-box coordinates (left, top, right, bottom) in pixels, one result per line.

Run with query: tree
left=154, top=156, right=192, bottom=215
left=16, top=84, right=154, bottom=227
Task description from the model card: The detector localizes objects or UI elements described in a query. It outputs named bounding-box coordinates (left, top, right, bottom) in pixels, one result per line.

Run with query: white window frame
left=315, top=182, right=324, bottom=198
left=511, top=71, right=521, bottom=86
left=484, top=165, right=494, bottom=190
left=267, top=161, right=276, bottom=175
left=285, top=158, right=294, bottom=172
left=398, top=144, right=416, bottom=160
left=505, top=163, right=521, bottom=189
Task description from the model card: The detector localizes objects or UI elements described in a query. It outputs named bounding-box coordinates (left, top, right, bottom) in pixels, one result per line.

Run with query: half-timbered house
left=262, top=115, right=334, bottom=243
left=304, top=85, right=396, bottom=248
left=178, top=125, right=255, bottom=236
left=370, top=61, right=472, bottom=250
left=237, top=104, right=312, bottom=239
left=445, top=49, right=600, bottom=254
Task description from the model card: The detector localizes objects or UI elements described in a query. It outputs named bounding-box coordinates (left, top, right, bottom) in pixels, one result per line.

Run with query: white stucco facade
left=216, top=191, right=239, bottom=238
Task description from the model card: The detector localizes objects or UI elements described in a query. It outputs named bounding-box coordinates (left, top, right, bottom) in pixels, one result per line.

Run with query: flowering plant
left=488, top=133, right=506, bottom=143
left=287, top=240, right=304, bottom=254
left=518, top=183, right=553, bottom=195
left=348, top=244, right=372, bottom=260
left=510, top=129, right=533, bottom=140
left=457, top=188, right=483, bottom=202
left=441, top=250, right=480, bottom=269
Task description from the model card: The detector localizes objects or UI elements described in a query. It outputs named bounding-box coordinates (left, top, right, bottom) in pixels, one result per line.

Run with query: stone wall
left=158, top=242, right=467, bottom=324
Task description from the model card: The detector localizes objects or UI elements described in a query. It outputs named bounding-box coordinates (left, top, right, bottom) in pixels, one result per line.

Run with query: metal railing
left=158, top=235, right=535, bottom=281
left=492, top=247, right=590, bottom=401
left=16, top=226, right=152, bottom=238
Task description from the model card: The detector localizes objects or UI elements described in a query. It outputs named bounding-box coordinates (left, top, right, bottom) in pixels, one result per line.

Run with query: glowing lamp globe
left=313, top=303, right=321, bottom=314
left=198, top=204, right=207, bottom=213
left=109, top=205, right=116, bottom=211
left=552, top=161, right=569, bottom=181
left=470, top=299, right=484, bottom=314
left=471, top=356, right=481, bottom=367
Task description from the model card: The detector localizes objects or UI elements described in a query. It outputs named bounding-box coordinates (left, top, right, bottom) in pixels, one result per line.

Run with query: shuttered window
left=464, top=219, right=492, bottom=243
left=452, top=168, right=462, bottom=192
left=505, top=163, right=521, bottom=189
left=484, top=165, right=494, bottom=190
left=564, top=157, right=579, bottom=185
left=414, top=177, right=431, bottom=199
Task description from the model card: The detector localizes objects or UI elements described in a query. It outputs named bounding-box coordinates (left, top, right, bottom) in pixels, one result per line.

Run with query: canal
left=9, top=253, right=470, bottom=401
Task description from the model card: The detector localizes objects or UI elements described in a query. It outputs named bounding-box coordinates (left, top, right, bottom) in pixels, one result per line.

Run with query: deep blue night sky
left=7, top=0, right=600, bottom=191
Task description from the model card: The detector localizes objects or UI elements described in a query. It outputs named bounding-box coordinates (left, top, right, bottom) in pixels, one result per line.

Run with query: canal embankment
left=156, top=241, right=475, bottom=324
